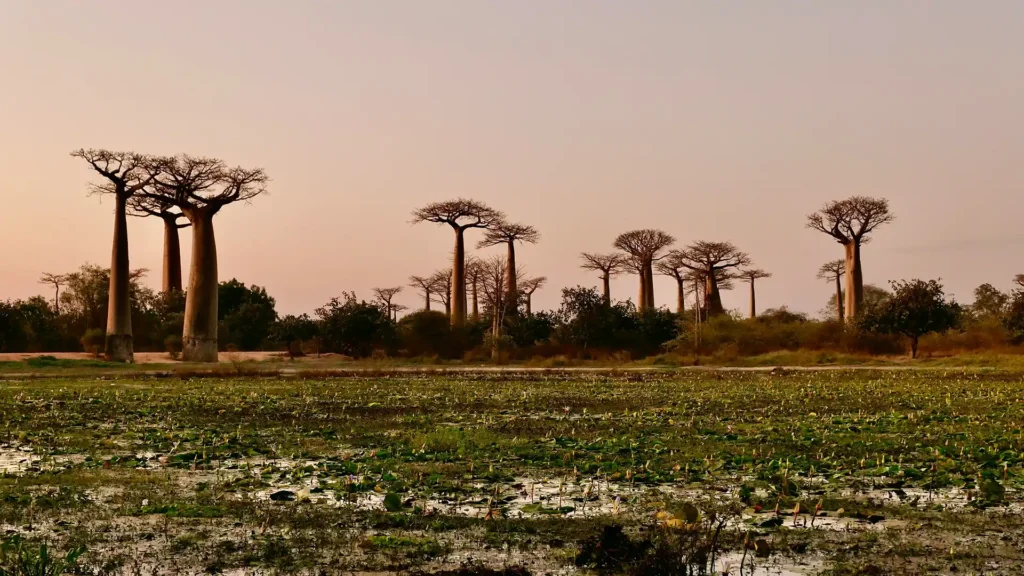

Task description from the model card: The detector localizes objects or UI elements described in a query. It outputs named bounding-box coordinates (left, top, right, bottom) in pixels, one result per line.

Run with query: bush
left=81, top=328, right=105, bottom=357
left=398, top=310, right=467, bottom=359
left=1004, top=291, right=1024, bottom=344
left=316, top=294, right=397, bottom=358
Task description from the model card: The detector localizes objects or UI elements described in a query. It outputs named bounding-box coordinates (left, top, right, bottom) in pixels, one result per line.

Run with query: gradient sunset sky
left=2, top=1, right=1022, bottom=316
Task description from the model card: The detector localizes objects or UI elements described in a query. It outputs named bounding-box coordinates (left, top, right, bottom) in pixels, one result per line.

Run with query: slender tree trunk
left=105, top=193, right=134, bottom=363
left=749, top=279, right=757, bottom=319
left=425, top=291, right=431, bottom=311
left=844, top=241, right=863, bottom=322
left=525, top=294, right=532, bottom=316
left=53, top=286, right=60, bottom=315
left=444, top=300, right=451, bottom=317
left=911, top=336, right=918, bottom=359
left=644, top=260, right=655, bottom=311
left=506, top=240, right=518, bottom=317
left=601, top=274, right=611, bottom=306
left=162, top=217, right=183, bottom=293
left=835, top=276, right=844, bottom=323
left=182, top=211, right=219, bottom=362
left=706, top=269, right=726, bottom=316
left=471, top=281, right=479, bottom=321
left=676, top=277, right=686, bottom=316
left=451, top=228, right=467, bottom=326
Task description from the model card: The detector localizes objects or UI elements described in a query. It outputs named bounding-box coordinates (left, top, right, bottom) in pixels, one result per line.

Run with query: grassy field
left=2, top=370, right=1024, bottom=575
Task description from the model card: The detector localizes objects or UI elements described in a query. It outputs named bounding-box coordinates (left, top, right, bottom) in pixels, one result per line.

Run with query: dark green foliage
left=316, top=293, right=397, bottom=358
left=505, top=312, right=557, bottom=347
left=0, top=535, right=86, bottom=576
left=218, top=279, right=278, bottom=351
left=860, top=279, right=962, bottom=358
left=1004, top=291, right=1024, bottom=343
left=271, top=314, right=319, bottom=356
left=397, top=310, right=466, bottom=359
left=971, top=283, right=1009, bottom=322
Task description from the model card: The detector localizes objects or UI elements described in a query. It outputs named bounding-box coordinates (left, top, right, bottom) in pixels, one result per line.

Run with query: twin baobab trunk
left=182, top=211, right=219, bottom=362
left=106, top=194, right=133, bottom=363
left=451, top=230, right=467, bottom=326
left=844, top=242, right=863, bottom=322
left=162, top=215, right=183, bottom=293
left=705, top=273, right=725, bottom=317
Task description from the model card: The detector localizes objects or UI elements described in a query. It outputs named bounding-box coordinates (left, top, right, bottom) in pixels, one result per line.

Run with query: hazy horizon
left=2, top=1, right=1023, bottom=317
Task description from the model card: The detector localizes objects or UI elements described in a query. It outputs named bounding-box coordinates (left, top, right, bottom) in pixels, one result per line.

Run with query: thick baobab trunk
left=182, top=212, right=219, bottom=362
left=644, top=260, right=655, bottom=311
left=637, top=268, right=648, bottom=310
left=844, top=242, right=863, bottom=322
left=705, top=270, right=726, bottom=316
left=450, top=229, right=467, bottom=326
left=105, top=193, right=134, bottom=363
left=506, top=241, right=518, bottom=317
left=601, top=275, right=611, bottom=306
left=749, top=279, right=757, bottom=319
left=834, top=275, right=844, bottom=323
left=424, top=291, right=431, bottom=311
left=162, top=216, right=183, bottom=293
left=675, top=278, right=686, bottom=316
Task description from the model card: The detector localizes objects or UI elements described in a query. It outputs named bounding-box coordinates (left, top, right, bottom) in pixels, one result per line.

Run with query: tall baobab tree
left=140, top=155, right=268, bottom=362
left=480, top=255, right=510, bottom=357
left=466, top=256, right=484, bottom=321
left=129, top=196, right=190, bottom=293
left=520, top=276, right=547, bottom=316
left=580, top=253, right=627, bottom=305
left=807, top=196, right=894, bottom=322
left=430, top=269, right=453, bottom=317
left=818, top=260, right=847, bottom=322
left=38, top=273, right=69, bottom=315
left=477, top=222, right=539, bottom=317
left=613, top=230, right=675, bottom=311
left=655, top=251, right=690, bottom=316
left=373, top=287, right=403, bottom=321
left=72, top=149, right=160, bottom=363
left=411, top=199, right=504, bottom=326
left=739, top=269, right=771, bottom=319
left=409, top=275, right=438, bottom=312
left=675, top=241, right=751, bottom=317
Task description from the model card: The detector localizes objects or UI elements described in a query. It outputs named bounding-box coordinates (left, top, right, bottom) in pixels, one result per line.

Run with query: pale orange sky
left=2, top=1, right=1022, bottom=316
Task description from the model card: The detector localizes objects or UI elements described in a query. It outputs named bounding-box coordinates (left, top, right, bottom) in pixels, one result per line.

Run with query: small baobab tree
left=739, top=269, right=771, bottom=319
left=807, top=196, right=894, bottom=322
left=409, top=275, right=439, bottom=312
left=1014, top=274, right=1024, bottom=290
left=675, top=242, right=751, bottom=317
left=520, top=276, right=547, bottom=316
left=140, top=155, right=269, bottom=362
left=580, top=253, right=627, bottom=305
left=411, top=199, right=504, bottom=326
left=655, top=251, right=691, bottom=316
left=480, top=255, right=510, bottom=358
left=477, top=222, right=539, bottom=317
left=430, top=269, right=454, bottom=317
left=38, top=273, right=69, bottom=315
left=466, top=256, right=484, bottom=321
left=613, top=230, right=675, bottom=311
left=72, top=149, right=161, bottom=363
left=129, top=196, right=190, bottom=293
left=818, top=260, right=847, bottom=322
left=373, top=287, right=403, bottom=321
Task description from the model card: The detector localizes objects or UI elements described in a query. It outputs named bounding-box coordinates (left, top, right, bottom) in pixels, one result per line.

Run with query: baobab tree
left=466, top=256, right=484, bottom=321
left=1015, top=274, right=1024, bottom=289
left=675, top=241, right=751, bottom=317
left=655, top=251, right=690, bottom=316
left=430, top=269, right=453, bottom=316
left=807, top=196, right=894, bottom=322
left=817, top=260, right=847, bottom=322
left=72, top=149, right=160, bottom=362
left=520, top=276, right=547, bottom=316
left=38, top=273, right=69, bottom=315
left=140, top=155, right=268, bottom=362
left=477, top=222, right=539, bottom=317
left=129, top=196, right=190, bottom=293
left=412, top=199, right=504, bottom=326
left=373, top=287, right=403, bottom=320
left=409, top=275, right=439, bottom=311
left=739, top=269, right=772, bottom=319
left=390, top=303, right=408, bottom=322
left=613, top=230, right=675, bottom=311
left=480, top=255, right=510, bottom=357
left=579, top=253, right=627, bottom=305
